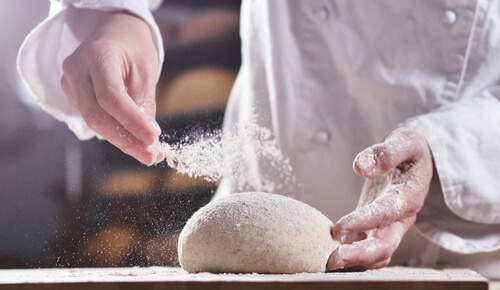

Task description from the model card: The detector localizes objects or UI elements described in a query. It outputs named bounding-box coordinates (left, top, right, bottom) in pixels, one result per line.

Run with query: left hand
left=327, top=126, right=433, bottom=271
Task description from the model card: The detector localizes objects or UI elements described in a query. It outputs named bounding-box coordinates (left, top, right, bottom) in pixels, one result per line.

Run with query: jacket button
left=313, top=130, right=330, bottom=145
left=314, top=6, right=329, bottom=21
left=451, top=54, right=464, bottom=66
left=443, top=10, right=457, bottom=24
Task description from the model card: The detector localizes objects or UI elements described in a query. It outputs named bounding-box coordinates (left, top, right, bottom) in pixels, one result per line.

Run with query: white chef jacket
left=17, top=0, right=500, bottom=278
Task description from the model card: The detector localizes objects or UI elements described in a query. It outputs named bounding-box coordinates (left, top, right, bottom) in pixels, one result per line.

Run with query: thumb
left=126, top=81, right=157, bottom=120
left=124, top=63, right=160, bottom=135
left=353, top=130, right=420, bottom=178
left=124, top=50, right=159, bottom=121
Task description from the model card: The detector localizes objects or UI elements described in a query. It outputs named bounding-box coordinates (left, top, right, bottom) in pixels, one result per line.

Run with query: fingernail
left=155, top=151, right=165, bottom=164
left=331, top=224, right=347, bottom=238
left=145, top=142, right=163, bottom=165
left=152, top=146, right=164, bottom=165
left=334, top=260, right=347, bottom=269
left=139, top=151, right=154, bottom=166
left=141, top=132, right=156, bottom=146
left=151, top=119, right=161, bottom=136
left=355, top=152, right=376, bottom=173
left=329, top=259, right=347, bottom=270
left=332, top=228, right=350, bottom=238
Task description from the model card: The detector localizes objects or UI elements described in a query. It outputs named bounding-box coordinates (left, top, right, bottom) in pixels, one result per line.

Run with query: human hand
left=327, top=126, right=433, bottom=271
left=61, top=7, right=162, bottom=165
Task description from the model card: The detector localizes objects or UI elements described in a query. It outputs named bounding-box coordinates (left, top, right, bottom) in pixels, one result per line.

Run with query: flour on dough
left=178, top=192, right=339, bottom=274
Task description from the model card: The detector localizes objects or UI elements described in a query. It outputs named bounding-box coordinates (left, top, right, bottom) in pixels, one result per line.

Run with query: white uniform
left=18, top=0, right=500, bottom=278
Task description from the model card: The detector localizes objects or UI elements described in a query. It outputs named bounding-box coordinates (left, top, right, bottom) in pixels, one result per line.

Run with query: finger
left=74, top=79, right=161, bottom=165
left=125, top=60, right=158, bottom=119
left=89, top=111, right=160, bottom=166
left=357, top=175, right=388, bottom=207
left=125, top=71, right=161, bottom=139
left=331, top=189, right=417, bottom=238
left=125, top=60, right=162, bottom=143
left=370, top=258, right=392, bottom=269
left=353, top=130, right=425, bottom=178
left=346, top=258, right=391, bottom=271
left=327, top=237, right=392, bottom=270
left=90, top=53, right=161, bottom=146
left=328, top=222, right=408, bottom=271
left=339, top=232, right=367, bottom=245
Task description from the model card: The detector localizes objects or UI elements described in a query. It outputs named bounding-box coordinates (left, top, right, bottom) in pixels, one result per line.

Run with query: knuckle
left=372, top=200, right=395, bottom=227
left=372, top=145, right=393, bottom=170
left=66, top=95, right=78, bottom=110
left=62, top=56, right=76, bottom=76
left=369, top=243, right=392, bottom=263
left=117, top=135, right=140, bottom=157
left=60, top=76, right=70, bottom=93
left=376, top=258, right=391, bottom=269
left=120, top=142, right=134, bottom=156
left=405, top=130, right=420, bottom=141
left=382, top=258, right=391, bottom=267
left=405, top=199, right=421, bottom=215
left=371, top=144, right=385, bottom=157
left=135, top=96, right=155, bottom=112
left=86, top=41, right=115, bottom=58
left=85, top=41, right=122, bottom=71
left=406, top=216, right=417, bottom=226
left=97, top=91, right=120, bottom=110
left=379, top=248, right=392, bottom=261
left=82, top=109, right=106, bottom=129
left=96, top=45, right=121, bottom=66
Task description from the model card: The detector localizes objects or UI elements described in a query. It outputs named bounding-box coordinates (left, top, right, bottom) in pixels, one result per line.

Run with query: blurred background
left=0, top=0, right=241, bottom=268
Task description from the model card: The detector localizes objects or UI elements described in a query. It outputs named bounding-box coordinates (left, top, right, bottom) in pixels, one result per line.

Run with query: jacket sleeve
left=17, top=0, right=164, bottom=140
left=411, top=87, right=500, bottom=254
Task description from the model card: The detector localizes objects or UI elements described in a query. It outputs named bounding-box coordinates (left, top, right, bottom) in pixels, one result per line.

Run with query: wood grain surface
left=0, top=266, right=490, bottom=290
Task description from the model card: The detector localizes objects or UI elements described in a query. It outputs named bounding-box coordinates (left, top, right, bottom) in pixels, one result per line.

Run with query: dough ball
left=178, top=192, right=338, bottom=274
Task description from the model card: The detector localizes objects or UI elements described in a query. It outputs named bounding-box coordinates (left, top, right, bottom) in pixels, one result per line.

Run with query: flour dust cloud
left=156, top=114, right=294, bottom=193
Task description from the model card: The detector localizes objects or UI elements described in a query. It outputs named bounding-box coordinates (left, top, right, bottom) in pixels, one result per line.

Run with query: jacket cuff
left=408, top=90, right=500, bottom=253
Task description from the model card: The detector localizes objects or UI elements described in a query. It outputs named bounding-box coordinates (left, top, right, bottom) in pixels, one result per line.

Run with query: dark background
left=0, top=0, right=241, bottom=268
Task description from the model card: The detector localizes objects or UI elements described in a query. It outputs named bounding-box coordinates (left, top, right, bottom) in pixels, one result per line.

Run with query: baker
left=18, top=0, right=500, bottom=278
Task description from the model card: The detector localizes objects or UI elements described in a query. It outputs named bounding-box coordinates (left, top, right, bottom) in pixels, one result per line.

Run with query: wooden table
left=0, top=266, right=491, bottom=290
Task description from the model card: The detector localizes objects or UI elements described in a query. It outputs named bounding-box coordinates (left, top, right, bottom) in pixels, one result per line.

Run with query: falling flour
left=155, top=114, right=294, bottom=193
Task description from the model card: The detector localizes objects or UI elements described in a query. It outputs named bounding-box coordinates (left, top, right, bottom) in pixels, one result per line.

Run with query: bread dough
left=178, top=192, right=339, bottom=273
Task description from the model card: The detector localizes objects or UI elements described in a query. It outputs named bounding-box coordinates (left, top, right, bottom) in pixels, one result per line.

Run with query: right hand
left=61, top=7, right=162, bottom=165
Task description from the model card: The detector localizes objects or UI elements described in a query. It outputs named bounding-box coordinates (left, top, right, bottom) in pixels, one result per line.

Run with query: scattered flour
left=155, top=114, right=294, bottom=193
